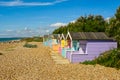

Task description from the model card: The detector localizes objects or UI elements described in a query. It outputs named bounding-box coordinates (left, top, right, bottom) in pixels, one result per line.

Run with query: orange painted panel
left=52, top=44, right=60, bottom=51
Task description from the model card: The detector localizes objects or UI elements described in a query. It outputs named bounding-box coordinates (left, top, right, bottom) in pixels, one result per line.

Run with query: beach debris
left=0, top=52, right=3, bottom=55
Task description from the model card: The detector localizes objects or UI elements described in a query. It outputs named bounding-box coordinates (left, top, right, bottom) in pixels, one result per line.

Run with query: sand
left=0, top=42, right=120, bottom=80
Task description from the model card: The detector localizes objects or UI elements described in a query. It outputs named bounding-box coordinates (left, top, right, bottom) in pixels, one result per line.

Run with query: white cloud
left=46, top=30, right=50, bottom=33
left=105, top=17, right=110, bottom=23
left=0, top=26, right=55, bottom=37
left=50, top=22, right=67, bottom=27
left=0, top=34, right=10, bottom=36
left=70, top=20, right=76, bottom=23
left=50, top=20, right=76, bottom=28
left=24, top=27, right=32, bottom=32
left=105, top=17, right=110, bottom=20
left=0, top=0, right=68, bottom=6
left=6, top=29, right=14, bottom=32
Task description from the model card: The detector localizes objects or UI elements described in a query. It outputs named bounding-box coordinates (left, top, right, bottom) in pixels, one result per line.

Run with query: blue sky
left=0, top=0, right=120, bottom=37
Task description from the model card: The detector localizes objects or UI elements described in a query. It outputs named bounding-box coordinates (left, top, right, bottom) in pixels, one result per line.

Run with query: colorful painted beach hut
left=43, top=35, right=49, bottom=46
left=43, top=34, right=53, bottom=47
left=59, top=34, right=65, bottom=54
left=51, top=34, right=61, bottom=52
left=66, top=32, right=117, bottom=63
left=43, top=34, right=62, bottom=52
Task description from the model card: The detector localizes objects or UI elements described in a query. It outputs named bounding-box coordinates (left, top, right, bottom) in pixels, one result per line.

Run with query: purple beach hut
left=66, top=32, right=117, bottom=63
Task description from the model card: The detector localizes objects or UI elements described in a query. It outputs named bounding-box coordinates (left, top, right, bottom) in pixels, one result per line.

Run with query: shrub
left=33, top=37, right=42, bottom=42
left=82, top=49, right=120, bottom=69
left=82, top=60, right=96, bottom=65
left=23, top=43, right=37, bottom=48
left=21, top=38, right=34, bottom=42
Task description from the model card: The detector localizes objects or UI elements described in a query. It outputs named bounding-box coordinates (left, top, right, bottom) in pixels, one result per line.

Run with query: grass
left=82, top=49, right=120, bottom=69
left=23, top=43, right=37, bottom=48
left=4, top=46, right=16, bottom=51
left=5, top=48, right=15, bottom=51
left=21, top=37, right=43, bottom=42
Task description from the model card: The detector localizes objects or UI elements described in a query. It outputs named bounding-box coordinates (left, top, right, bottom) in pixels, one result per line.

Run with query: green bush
left=82, top=49, right=120, bottom=69
left=82, top=60, right=96, bottom=65
left=21, top=38, right=33, bottom=42
left=33, top=37, right=42, bottom=42
left=23, top=43, right=37, bottom=48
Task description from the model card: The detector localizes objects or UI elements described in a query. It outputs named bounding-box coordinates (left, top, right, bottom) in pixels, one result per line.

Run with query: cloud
left=0, top=26, right=53, bottom=37
left=6, top=29, right=14, bottom=32
left=105, top=17, right=110, bottom=23
left=24, top=27, right=32, bottom=32
left=0, top=0, right=68, bottom=6
left=50, top=20, right=76, bottom=27
left=0, top=34, right=10, bottom=36
left=105, top=17, right=110, bottom=20
left=50, top=22, right=67, bottom=27
left=70, top=20, right=76, bottom=23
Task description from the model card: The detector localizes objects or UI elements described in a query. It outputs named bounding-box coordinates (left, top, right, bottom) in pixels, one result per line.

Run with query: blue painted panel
left=62, top=47, right=75, bottom=58
left=62, top=48, right=66, bottom=58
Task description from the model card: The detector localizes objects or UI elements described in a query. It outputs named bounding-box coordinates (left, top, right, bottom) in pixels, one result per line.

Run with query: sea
left=0, top=38, right=22, bottom=42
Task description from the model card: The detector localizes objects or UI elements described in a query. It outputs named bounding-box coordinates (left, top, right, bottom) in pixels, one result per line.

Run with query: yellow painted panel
left=65, top=40, right=68, bottom=46
left=61, top=40, right=65, bottom=48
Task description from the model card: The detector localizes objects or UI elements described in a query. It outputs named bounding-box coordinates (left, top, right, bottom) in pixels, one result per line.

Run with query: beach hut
left=43, top=34, right=53, bottom=47
left=58, top=34, right=65, bottom=55
left=43, top=35, right=49, bottom=46
left=59, top=33, right=70, bottom=57
left=59, top=32, right=76, bottom=58
left=66, top=32, right=117, bottom=63
left=51, top=34, right=61, bottom=52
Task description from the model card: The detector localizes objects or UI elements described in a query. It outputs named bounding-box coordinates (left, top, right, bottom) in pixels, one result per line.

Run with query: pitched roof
left=69, top=32, right=113, bottom=40
left=52, top=34, right=60, bottom=39
left=60, top=33, right=65, bottom=40
left=44, top=35, right=49, bottom=38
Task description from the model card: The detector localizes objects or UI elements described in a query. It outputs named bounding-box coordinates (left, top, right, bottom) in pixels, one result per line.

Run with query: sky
left=0, top=0, right=120, bottom=37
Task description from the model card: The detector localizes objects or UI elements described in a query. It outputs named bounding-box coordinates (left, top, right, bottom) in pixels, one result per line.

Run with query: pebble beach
left=0, top=42, right=120, bottom=80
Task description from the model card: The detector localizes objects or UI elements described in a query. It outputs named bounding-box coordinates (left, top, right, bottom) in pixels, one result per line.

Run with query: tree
left=107, top=6, right=120, bottom=47
left=52, top=15, right=106, bottom=34
left=115, top=6, right=120, bottom=21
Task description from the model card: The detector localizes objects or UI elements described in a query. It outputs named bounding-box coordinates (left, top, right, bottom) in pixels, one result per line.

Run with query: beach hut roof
left=44, top=35, right=49, bottom=38
left=64, top=34, right=67, bottom=38
left=69, top=32, right=114, bottom=40
left=52, top=34, right=60, bottom=39
left=60, top=33, right=67, bottom=40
